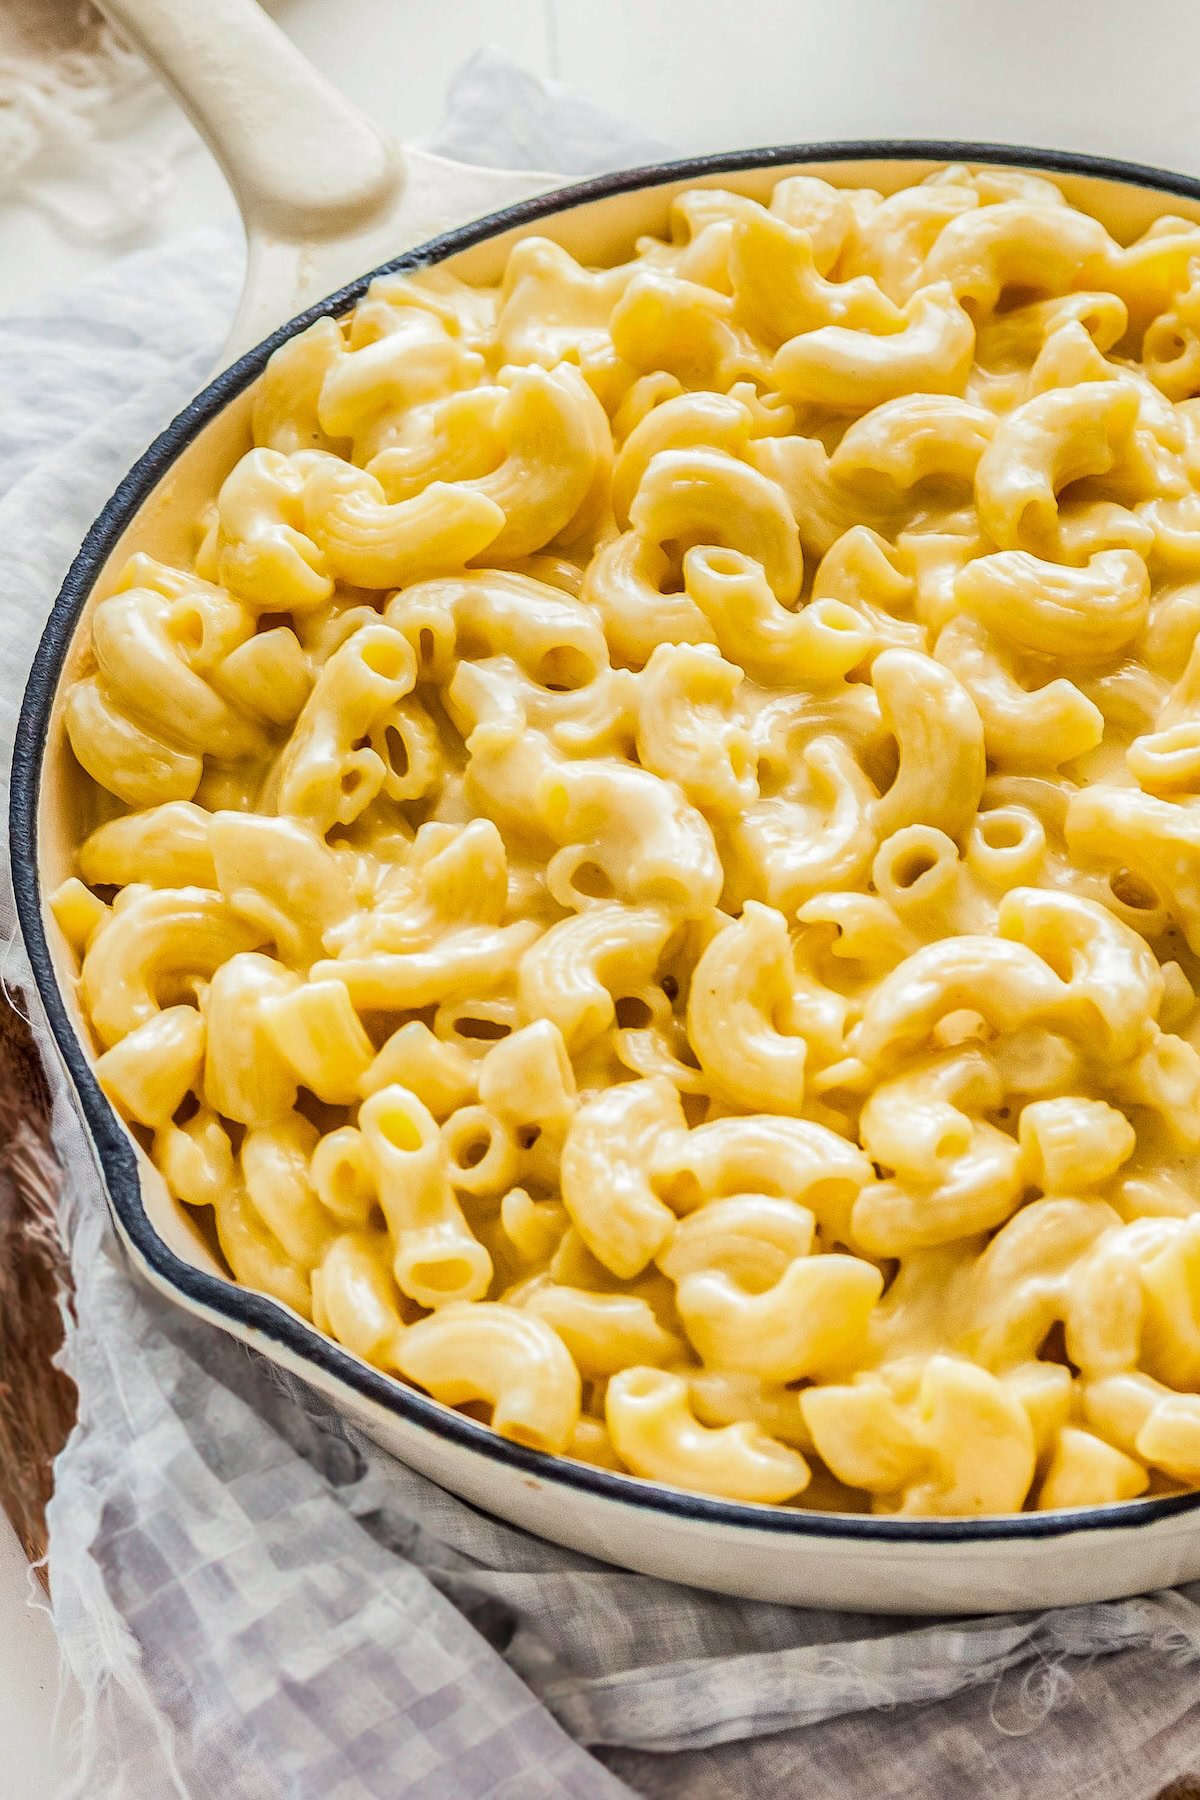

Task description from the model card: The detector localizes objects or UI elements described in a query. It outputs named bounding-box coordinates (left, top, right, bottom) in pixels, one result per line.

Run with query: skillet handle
left=91, top=0, right=562, bottom=364
left=92, top=0, right=401, bottom=240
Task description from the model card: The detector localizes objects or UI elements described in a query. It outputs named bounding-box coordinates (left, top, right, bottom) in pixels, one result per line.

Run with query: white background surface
left=0, top=1519, right=74, bottom=1796
left=8, top=0, right=1200, bottom=1792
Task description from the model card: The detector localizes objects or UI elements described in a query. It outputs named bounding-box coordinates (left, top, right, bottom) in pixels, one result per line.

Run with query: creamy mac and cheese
left=55, top=165, right=1200, bottom=1516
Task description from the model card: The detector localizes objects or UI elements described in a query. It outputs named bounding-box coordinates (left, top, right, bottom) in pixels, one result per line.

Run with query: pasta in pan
left=53, top=163, right=1200, bottom=1516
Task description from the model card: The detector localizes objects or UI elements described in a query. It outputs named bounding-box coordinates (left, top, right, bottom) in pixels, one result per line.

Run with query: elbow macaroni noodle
left=55, top=164, right=1200, bottom=1516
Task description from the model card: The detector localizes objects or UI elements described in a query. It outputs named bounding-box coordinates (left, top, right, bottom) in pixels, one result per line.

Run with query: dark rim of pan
left=14, top=138, right=1200, bottom=1545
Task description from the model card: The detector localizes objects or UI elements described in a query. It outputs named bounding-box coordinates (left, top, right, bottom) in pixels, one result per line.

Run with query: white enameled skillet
left=15, top=0, right=1200, bottom=1613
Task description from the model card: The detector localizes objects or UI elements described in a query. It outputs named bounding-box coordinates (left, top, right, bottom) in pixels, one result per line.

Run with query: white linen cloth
left=3, top=49, right=1200, bottom=1798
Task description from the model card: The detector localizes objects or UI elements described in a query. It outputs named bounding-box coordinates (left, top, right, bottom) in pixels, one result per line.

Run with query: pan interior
left=23, top=143, right=1200, bottom=1540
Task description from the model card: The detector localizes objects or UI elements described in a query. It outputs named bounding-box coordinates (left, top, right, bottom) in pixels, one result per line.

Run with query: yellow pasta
left=55, top=165, right=1200, bottom=1515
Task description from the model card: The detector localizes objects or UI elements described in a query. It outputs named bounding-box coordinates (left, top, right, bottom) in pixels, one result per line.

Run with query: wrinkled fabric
left=2, top=50, right=1200, bottom=1799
